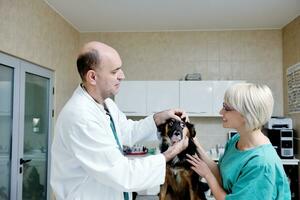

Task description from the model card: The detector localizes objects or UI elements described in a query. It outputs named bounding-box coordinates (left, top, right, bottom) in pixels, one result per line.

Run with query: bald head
left=80, top=41, right=117, bottom=56
left=76, top=41, right=120, bottom=81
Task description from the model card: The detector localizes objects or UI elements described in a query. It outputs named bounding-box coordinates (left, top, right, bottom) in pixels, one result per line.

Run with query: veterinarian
left=51, top=41, right=189, bottom=200
left=187, top=83, right=291, bottom=200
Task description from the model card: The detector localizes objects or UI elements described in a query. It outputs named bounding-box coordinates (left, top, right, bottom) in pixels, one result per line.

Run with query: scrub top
left=219, top=134, right=291, bottom=200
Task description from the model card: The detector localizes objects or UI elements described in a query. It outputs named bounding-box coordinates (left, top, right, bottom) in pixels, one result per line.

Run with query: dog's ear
left=186, top=122, right=196, bottom=138
left=157, top=123, right=166, bottom=136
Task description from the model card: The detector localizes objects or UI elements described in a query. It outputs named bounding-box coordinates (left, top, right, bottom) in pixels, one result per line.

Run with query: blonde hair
left=224, top=83, right=274, bottom=131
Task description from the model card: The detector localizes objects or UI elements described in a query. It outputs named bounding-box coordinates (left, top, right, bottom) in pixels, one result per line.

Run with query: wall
left=282, top=15, right=300, bottom=195
left=80, top=30, right=283, bottom=149
left=283, top=16, right=300, bottom=146
left=0, top=0, right=80, bottom=114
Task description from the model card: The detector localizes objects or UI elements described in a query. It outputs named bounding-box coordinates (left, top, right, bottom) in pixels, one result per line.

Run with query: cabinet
left=147, top=81, right=179, bottom=114
left=115, top=81, right=179, bottom=116
left=179, top=81, right=213, bottom=116
left=114, top=81, right=147, bottom=116
left=115, top=80, right=244, bottom=116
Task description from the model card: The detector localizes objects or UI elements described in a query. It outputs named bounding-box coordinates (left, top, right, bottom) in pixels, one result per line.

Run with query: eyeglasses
left=222, top=102, right=235, bottom=112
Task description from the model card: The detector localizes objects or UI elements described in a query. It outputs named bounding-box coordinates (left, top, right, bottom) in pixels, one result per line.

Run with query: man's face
left=95, top=51, right=125, bottom=99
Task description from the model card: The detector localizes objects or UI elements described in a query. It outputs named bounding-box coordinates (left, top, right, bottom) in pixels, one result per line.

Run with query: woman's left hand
left=186, top=154, right=211, bottom=179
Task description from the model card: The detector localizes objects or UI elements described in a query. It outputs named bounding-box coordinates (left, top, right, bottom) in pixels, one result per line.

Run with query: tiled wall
left=0, top=0, right=284, bottom=151
left=80, top=30, right=283, bottom=149
left=0, top=0, right=80, bottom=113
left=282, top=15, right=300, bottom=193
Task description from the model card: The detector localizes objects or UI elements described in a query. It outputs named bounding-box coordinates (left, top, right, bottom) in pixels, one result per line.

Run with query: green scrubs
left=219, top=134, right=291, bottom=200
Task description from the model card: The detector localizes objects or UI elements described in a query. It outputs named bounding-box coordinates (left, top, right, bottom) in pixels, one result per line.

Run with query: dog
left=158, top=118, right=209, bottom=200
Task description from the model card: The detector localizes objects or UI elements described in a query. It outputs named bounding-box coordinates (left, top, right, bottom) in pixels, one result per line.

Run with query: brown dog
left=158, top=118, right=208, bottom=200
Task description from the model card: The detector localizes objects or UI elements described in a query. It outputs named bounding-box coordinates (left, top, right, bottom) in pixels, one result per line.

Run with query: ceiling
left=44, top=0, right=300, bottom=32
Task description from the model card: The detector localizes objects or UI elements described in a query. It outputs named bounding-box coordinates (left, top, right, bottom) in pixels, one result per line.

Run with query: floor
left=136, top=196, right=158, bottom=200
left=136, top=195, right=215, bottom=200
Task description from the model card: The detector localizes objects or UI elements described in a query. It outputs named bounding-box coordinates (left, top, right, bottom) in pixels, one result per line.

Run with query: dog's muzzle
left=170, top=130, right=183, bottom=144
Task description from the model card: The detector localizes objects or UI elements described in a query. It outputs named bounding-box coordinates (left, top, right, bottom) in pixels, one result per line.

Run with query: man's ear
left=186, top=122, right=196, bottom=138
left=86, top=70, right=97, bottom=85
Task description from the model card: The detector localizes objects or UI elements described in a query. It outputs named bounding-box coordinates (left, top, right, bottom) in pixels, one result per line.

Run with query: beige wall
left=0, top=0, right=80, bottom=114
left=0, top=0, right=284, bottom=150
left=283, top=16, right=300, bottom=140
left=80, top=30, right=283, bottom=149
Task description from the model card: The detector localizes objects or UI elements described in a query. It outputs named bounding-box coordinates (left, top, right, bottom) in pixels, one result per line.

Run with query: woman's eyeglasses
left=223, top=103, right=235, bottom=112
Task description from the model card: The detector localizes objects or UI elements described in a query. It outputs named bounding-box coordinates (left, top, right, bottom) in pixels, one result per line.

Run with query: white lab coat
left=51, top=85, right=166, bottom=200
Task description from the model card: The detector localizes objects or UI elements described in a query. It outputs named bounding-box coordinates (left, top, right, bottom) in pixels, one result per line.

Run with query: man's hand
left=153, top=108, right=189, bottom=126
left=163, top=133, right=189, bottom=162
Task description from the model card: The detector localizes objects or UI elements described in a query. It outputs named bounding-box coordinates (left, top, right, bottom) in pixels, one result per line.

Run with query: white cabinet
left=115, top=80, right=244, bottom=117
left=179, top=81, right=213, bottom=116
left=147, top=81, right=179, bottom=114
left=114, top=81, right=179, bottom=116
left=114, top=81, right=147, bottom=116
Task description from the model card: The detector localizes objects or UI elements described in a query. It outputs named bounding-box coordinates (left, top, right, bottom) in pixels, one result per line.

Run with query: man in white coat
left=51, top=41, right=189, bottom=200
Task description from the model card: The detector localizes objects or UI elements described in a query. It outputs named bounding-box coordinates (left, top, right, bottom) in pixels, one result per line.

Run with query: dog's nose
left=174, top=130, right=181, bottom=136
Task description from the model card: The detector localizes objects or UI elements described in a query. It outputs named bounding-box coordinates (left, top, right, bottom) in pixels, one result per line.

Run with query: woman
left=187, top=83, right=291, bottom=200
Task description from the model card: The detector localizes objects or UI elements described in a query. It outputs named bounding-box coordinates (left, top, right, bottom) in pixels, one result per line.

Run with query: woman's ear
left=86, top=70, right=97, bottom=85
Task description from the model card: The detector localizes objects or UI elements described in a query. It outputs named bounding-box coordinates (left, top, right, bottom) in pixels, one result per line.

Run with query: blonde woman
left=187, top=83, right=291, bottom=200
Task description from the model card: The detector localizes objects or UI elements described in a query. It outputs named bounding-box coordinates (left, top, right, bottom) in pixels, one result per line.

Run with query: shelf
left=281, top=159, right=299, bottom=165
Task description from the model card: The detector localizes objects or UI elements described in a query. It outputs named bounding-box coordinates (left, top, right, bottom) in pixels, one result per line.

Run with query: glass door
left=0, top=65, right=13, bottom=200
left=0, top=52, right=53, bottom=200
left=18, top=62, right=53, bottom=200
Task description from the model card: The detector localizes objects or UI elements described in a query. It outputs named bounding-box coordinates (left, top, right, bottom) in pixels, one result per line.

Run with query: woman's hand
left=186, top=154, right=212, bottom=179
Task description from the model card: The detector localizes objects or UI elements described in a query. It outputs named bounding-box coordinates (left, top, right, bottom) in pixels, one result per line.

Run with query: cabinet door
left=147, top=81, right=179, bottom=114
left=212, top=81, right=244, bottom=116
left=180, top=81, right=213, bottom=116
left=114, top=81, right=147, bottom=116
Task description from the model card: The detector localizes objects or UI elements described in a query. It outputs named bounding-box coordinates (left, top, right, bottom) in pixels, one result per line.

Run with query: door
left=0, top=64, right=14, bottom=200
left=0, top=52, right=53, bottom=200
left=18, top=62, right=53, bottom=200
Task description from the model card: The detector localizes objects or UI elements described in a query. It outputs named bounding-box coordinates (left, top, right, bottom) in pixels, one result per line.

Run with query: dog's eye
left=169, top=121, right=173, bottom=126
left=180, top=122, right=185, bottom=128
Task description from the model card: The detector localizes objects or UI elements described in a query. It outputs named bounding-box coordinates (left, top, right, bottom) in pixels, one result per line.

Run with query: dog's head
left=158, top=118, right=196, bottom=153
